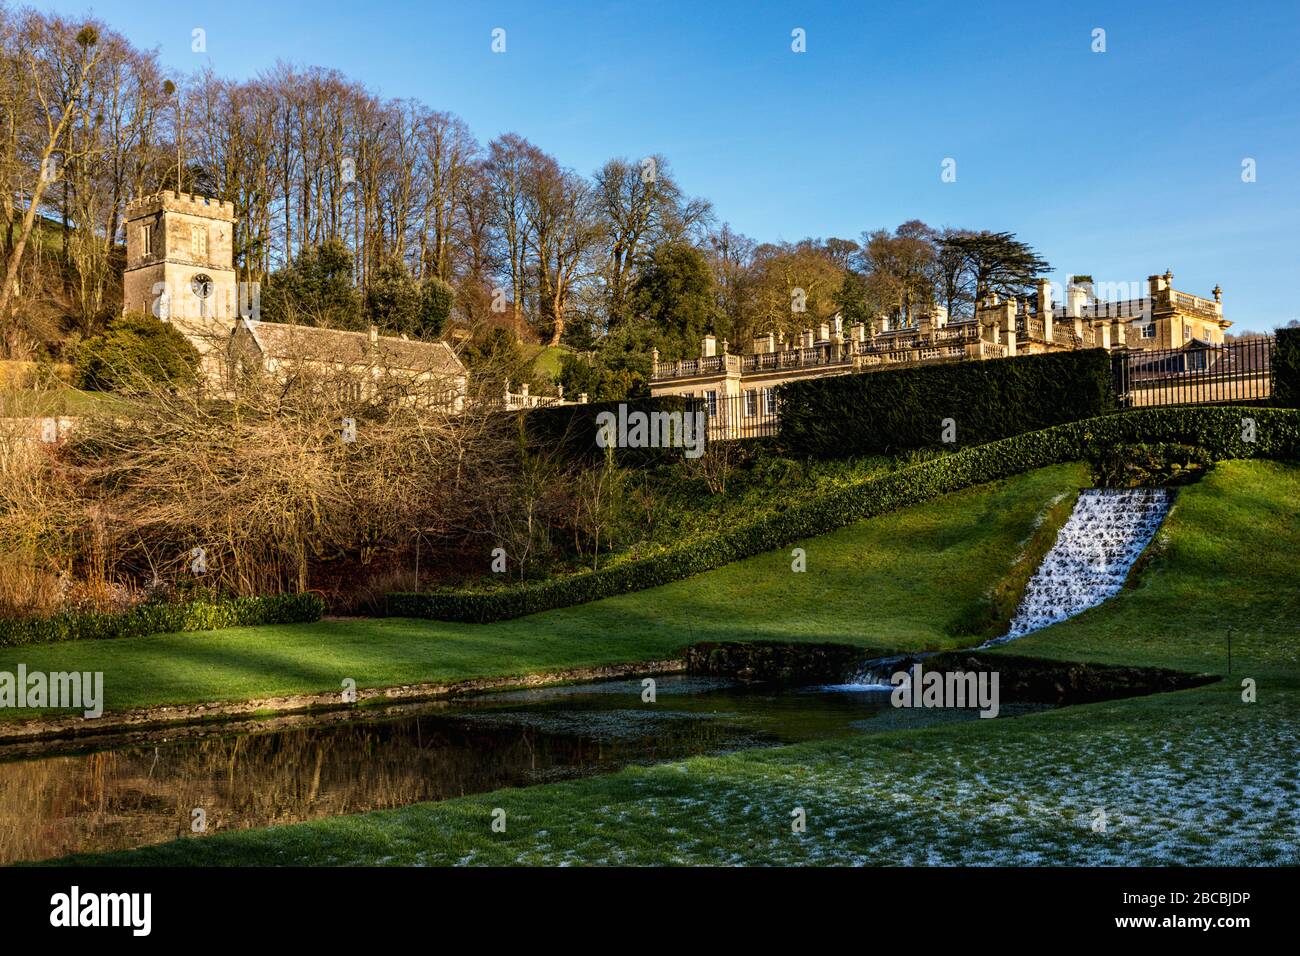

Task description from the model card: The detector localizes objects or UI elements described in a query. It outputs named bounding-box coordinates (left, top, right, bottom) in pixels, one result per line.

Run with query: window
left=764, top=388, right=777, bottom=414
left=140, top=224, right=152, bottom=257
left=1141, top=323, right=1156, bottom=339
left=744, top=389, right=757, bottom=417
left=191, top=224, right=207, bottom=259
left=705, top=390, right=718, bottom=417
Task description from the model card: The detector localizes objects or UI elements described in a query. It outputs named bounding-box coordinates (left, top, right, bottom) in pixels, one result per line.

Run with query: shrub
left=1090, top=443, right=1214, bottom=487
left=777, top=348, right=1116, bottom=458
left=75, top=313, right=199, bottom=393
left=515, top=394, right=701, bottom=465
left=461, top=326, right=536, bottom=393
left=419, top=276, right=455, bottom=338
left=1275, top=327, right=1300, bottom=408
left=386, top=405, right=1300, bottom=623
left=557, top=351, right=644, bottom=404
left=362, top=259, right=456, bottom=340
left=364, top=256, right=423, bottom=332
left=0, top=592, right=324, bottom=648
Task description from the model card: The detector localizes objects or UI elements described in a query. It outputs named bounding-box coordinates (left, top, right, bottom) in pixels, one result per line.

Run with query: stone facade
left=119, top=191, right=468, bottom=406
left=650, top=271, right=1232, bottom=429
left=121, top=191, right=239, bottom=387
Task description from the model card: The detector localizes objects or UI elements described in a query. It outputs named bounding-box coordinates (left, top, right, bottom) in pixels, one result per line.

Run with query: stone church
left=121, top=191, right=239, bottom=386
left=121, top=191, right=466, bottom=406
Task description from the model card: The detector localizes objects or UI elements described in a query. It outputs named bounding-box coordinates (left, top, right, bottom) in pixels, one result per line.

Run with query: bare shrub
left=686, top=436, right=741, bottom=495
left=54, top=355, right=507, bottom=600
left=0, top=411, right=75, bottom=616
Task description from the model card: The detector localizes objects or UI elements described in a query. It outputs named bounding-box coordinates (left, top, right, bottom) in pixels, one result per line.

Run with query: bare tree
left=594, top=154, right=711, bottom=328
left=483, top=133, right=546, bottom=336
left=526, top=164, right=604, bottom=345
left=0, top=13, right=103, bottom=335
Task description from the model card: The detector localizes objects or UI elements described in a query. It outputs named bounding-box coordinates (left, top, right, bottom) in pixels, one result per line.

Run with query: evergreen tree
left=939, top=231, right=1050, bottom=304
left=75, top=313, right=199, bottom=393
left=630, top=240, right=719, bottom=356
left=262, top=239, right=363, bottom=330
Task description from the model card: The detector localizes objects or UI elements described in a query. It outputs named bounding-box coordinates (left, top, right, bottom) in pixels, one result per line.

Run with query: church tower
left=121, top=191, right=238, bottom=387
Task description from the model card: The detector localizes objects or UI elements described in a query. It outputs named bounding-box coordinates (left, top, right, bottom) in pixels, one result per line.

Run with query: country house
left=650, top=271, right=1236, bottom=435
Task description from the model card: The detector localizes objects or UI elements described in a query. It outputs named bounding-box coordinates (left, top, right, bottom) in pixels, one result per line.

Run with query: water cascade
left=835, top=654, right=919, bottom=690
left=983, top=488, right=1171, bottom=647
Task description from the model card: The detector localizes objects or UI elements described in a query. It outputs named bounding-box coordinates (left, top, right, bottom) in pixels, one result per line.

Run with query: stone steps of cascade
left=990, top=487, right=1172, bottom=644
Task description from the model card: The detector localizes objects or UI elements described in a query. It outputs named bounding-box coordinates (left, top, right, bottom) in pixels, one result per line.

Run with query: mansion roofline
left=651, top=271, right=1229, bottom=388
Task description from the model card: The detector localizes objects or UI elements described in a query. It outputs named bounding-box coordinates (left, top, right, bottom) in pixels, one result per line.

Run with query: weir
left=984, top=487, right=1171, bottom=646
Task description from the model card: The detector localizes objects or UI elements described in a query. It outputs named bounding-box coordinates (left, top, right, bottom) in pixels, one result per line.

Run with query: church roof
left=235, top=319, right=465, bottom=377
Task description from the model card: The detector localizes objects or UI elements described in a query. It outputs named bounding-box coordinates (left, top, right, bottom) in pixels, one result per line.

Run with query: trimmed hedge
left=0, top=593, right=325, bottom=648
left=386, top=405, right=1300, bottom=623
left=1275, top=327, right=1300, bottom=408
left=513, top=394, right=701, bottom=464
left=777, top=348, right=1116, bottom=458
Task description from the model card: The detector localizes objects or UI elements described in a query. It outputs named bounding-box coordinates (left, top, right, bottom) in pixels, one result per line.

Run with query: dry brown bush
left=0, top=341, right=634, bottom=613
left=55, top=360, right=514, bottom=599
left=0, top=412, right=75, bottom=615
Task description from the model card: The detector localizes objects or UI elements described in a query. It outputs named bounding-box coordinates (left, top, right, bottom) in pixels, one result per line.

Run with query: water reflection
left=0, top=676, right=920, bottom=864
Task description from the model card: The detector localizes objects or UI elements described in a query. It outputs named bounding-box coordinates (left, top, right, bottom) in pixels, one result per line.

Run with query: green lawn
left=0, top=379, right=130, bottom=417
left=523, top=343, right=572, bottom=381
left=0, top=463, right=1087, bottom=721
left=990, top=460, right=1300, bottom=677
left=49, top=459, right=1299, bottom=866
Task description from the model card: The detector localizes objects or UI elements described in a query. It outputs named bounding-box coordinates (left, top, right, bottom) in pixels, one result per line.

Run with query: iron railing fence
left=700, top=390, right=780, bottom=441
left=1111, top=337, right=1274, bottom=408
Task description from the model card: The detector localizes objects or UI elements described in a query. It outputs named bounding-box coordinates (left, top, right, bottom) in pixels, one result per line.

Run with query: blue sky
left=33, top=0, right=1300, bottom=332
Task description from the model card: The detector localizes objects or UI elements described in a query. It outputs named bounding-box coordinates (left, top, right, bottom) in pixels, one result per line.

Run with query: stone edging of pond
left=684, top=640, right=1219, bottom=704
left=0, top=658, right=687, bottom=745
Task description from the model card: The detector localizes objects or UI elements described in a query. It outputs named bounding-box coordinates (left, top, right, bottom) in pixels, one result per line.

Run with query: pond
left=0, top=674, right=1038, bottom=865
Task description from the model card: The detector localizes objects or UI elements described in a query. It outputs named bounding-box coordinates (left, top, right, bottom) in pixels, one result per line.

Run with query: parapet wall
left=124, top=191, right=236, bottom=222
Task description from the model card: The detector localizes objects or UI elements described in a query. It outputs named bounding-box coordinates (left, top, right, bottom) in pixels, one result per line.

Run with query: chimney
left=1036, top=277, right=1052, bottom=317
left=1067, top=283, right=1088, bottom=319
left=701, top=335, right=717, bottom=358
